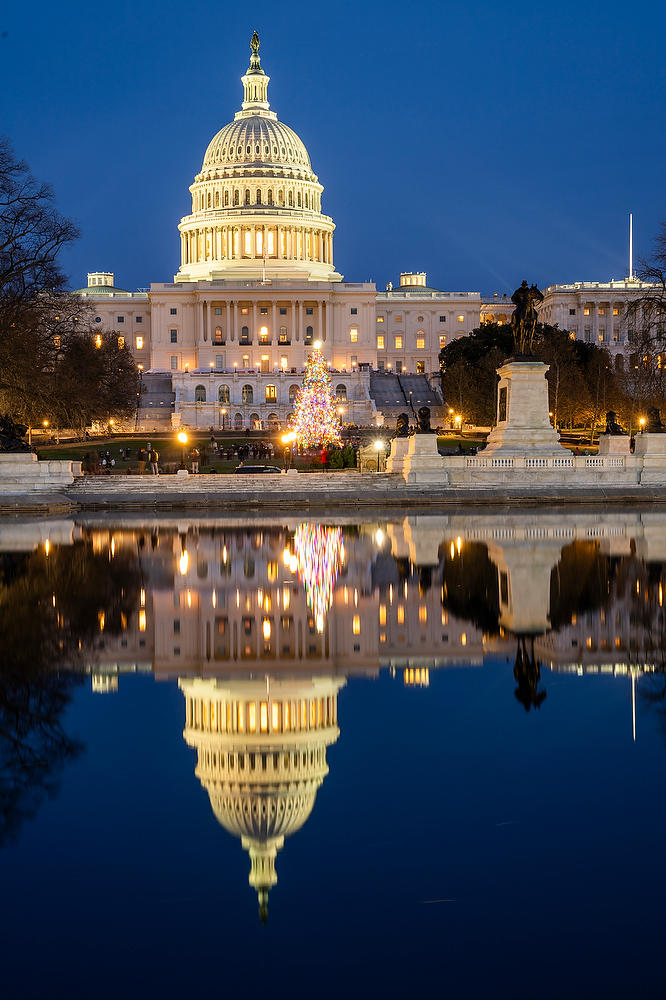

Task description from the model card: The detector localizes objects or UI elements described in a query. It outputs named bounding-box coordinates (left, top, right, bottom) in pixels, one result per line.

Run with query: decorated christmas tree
left=292, top=343, right=343, bottom=449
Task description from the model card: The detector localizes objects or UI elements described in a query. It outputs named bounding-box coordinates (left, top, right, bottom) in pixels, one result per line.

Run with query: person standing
left=190, top=447, right=200, bottom=474
left=149, top=447, right=159, bottom=475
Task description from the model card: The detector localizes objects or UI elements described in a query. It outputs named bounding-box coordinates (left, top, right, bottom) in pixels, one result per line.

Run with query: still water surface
left=1, top=511, right=666, bottom=998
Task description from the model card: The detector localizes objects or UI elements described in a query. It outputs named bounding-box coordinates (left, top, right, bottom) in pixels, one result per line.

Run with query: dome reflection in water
left=1, top=511, right=666, bottom=932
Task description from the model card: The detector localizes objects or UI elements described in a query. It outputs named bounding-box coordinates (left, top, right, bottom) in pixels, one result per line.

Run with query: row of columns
left=196, top=298, right=327, bottom=345
left=181, top=225, right=333, bottom=266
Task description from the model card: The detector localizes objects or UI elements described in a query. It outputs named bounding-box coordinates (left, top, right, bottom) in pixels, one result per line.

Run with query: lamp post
left=639, top=416, right=646, bottom=433
left=177, top=430, right=188, bottom=470
left=220, top=407, right=227, bottom=430
left=374, top=438, right=384, bottom=472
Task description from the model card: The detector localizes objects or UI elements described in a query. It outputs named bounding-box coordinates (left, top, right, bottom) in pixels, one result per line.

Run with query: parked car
left=233, top=464, right=284, bottom=474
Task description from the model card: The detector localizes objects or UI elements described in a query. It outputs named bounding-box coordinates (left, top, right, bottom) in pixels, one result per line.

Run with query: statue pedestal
left=401, top=435, right=448, bottom=484
left=0, top=452, right=82, bottom=492
left=483, top=360, right=567, bottom=459
left=386, top=437, right=410, bottom=474
left=635, top=433, right=666, bottom=485
left=598, top=434, right=630, bottom=456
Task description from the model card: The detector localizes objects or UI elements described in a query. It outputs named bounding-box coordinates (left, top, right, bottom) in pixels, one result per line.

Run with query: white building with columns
left=73, top=34, right=655, bottom=430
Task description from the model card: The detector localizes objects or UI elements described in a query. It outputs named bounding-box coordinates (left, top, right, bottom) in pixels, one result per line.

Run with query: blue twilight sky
left=1, top=0, right=665, bottom=295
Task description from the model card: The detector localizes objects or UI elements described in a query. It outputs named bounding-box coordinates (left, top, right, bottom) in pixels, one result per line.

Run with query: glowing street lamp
left=177, top=430, right=188, bottom=470
left=639, top=416, right=646, bottom=433
left=374, top=438, right=384, bottom=472
left=220, top=407, right=227, bottom=430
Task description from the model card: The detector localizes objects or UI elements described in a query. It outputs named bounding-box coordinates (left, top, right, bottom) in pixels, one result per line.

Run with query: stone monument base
left=598, top=435, right=631, bottom=456
left=0, top=453, right=82, bottom=493
left=401, top=435, right=448, bottom=484
left=386, top=437, right=410, bottom=475
left=635, top=433, right=666, bottom=485
left=483, top=360, right=567, bottom=459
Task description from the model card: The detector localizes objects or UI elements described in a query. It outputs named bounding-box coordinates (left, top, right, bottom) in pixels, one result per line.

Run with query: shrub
left=329, top=448, right=344, bottom=469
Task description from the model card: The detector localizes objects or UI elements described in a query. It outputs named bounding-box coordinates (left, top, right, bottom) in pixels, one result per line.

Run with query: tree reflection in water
left=0, top=540, right=141, bottom=845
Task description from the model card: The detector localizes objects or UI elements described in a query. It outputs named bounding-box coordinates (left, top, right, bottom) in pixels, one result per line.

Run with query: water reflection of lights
left=375, top=528, right=385, bottom=547
left=179, top=550, right=189, bottom=576
left=293, top=524, right=344, bottom=633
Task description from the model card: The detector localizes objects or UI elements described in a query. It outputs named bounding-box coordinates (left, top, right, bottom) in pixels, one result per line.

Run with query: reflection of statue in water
left=511, top=280, right=544, bottom=356
left=395, top=413, right=410, bottom=438
left=416, top=406, right=435, bottom=434
left=0, top=414, right=31, bottom=453
left=513, top=637, right=547, bottom=711
left=603, top=411, right=625, bottom=436
left=646, top=406, right=665, bottom=433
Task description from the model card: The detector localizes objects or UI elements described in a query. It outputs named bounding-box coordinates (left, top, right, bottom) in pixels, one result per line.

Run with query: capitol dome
left=180, top=675, right=343, bottom=922
left=176, top=33, right=340, bottom=283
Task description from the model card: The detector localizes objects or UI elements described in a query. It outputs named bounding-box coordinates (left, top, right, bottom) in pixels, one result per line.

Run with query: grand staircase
left=369, top=372, right=445, bottom=425
left=136, top=374, right=175, bottom=431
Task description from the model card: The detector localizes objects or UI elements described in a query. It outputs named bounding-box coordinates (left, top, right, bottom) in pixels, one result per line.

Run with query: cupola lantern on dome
left=176, top=34, right=341, bottom=283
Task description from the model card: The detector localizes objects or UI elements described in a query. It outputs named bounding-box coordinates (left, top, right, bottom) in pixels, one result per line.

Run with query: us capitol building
left=74, top=33, right=650, bottom=432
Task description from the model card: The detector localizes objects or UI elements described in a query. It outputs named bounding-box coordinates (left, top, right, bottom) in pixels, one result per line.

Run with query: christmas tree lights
left=292, top=344, right=342, bottom=448
left=293, top=523, right=344, bottom=632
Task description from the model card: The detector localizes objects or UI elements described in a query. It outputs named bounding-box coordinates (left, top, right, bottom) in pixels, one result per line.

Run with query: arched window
left=267, top=190, right=273, bottom=206
left=215, top=191, right=220, bottom=207
left=234, top=413, right=243, bottom=430
left=265, top=384, right=277, bottom=402
left=224, top=190, right=229, bottom=206
left=195, top=385, right=206, bottom=403
left=297, top=192, right=302, bottom=207
left=241, top=325, right=249, bottom=341
left=305, top=325, right=313, bottom=344
left=255, top=144, right=260, bottom=154
left=267, top=413, right=279, bottom=430
left=335, top=384, right=347, bottom=401
left=207, top=192, right=211, bottom=208
left=214, top=327, right=223, bottom=344
left=256, top=189, right=262, bottom=205
left=245, top=189, right=251, bottom=205
left=250, top=413, right=261, bottom=429
left=242, top=385, right=253, bottom=404
left=219, top=384, right=230, bottom=404
left=289, top=384, right=299, bottom=403
left=279, top=190, right=284, bottom=206
left=288, top=191, right=294, bottom=207
left=233, top=190, right=239, bottom=206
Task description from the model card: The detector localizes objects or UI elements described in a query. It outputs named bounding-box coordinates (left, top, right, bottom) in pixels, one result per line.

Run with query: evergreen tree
left=292, top=345, right=342, bottom=448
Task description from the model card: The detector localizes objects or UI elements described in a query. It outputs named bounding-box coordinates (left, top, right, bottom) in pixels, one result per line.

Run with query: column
left=225, top=300, right=230, bottom=342
left=272, top=300, right=277, bottom=343
left=317, top=300, right=322, bottom=342
left=298, top=301, right=304, bottom=341
left=252, top=301, right=257, bottom=341
left=206, top=301, right=211, bottom=343
left=233, top=300, right=239, bottom=341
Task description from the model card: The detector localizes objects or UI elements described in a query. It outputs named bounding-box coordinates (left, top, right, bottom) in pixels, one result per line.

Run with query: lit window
left=416, top=336, right=425, bottom=349
left=53, top=335, right=61, bottom=349
left=352, top=615, right=361, bottom=635
left=259, top=326, right=269, bottom=342
left=598, top=307, right=605, bottom=315
left=419, top=606, right=427, bottom=623
left=350, top=328, right=358, bottom=343
left=613, top=306, right=619, bottom=316
left=241, top=306, right=249, bottom=315
left=95, top=334, right=102, bottom=349
left=377, top=316, right=384, bottom=324
left=377, top=335, right=385, bottom=349
left=394, top=314, right=402, bottom=323
left=379, top=604, right=387, bottom=626
left=457, top=315, right=464, bottom=323
left=584, top=307, right=590, bottom=316
left=397, top=605, right=405, bottom=624
left=117, top=336, right=125, bottom=349
left=265, top=384, right=277, bottom=401
left=461, top=632, right=467, bottom=646
left=394, top=335, right=403, bottom=350
left=439, top=335, right=446, bottom=348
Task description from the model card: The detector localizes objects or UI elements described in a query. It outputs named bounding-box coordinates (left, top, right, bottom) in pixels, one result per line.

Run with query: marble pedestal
left=386, top=437, right=410, bottom=475
left=635, top=433, right=666, bottom=485
left=483, top=360, right=567, bottom=459
left=598, top=434, right=631, bottom=456
left=0, top=452, right=82, bottom=493
left=400, top=434, right=448, bottom=484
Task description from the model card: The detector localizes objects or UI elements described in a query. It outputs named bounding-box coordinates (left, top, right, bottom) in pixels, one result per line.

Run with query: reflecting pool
left=1, top=510, right=666, bottom=998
